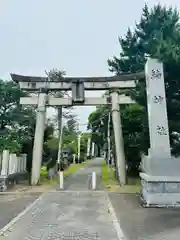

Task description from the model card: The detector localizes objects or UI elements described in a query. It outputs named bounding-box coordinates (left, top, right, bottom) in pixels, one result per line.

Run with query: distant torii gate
left=11, top=72, right=143, bottom=186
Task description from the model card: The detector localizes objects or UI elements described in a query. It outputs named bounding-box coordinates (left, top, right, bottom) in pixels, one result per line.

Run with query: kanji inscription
left=156, top=125, right=167, bottom=135
left=153, top=95, right=164, bottom=104
left=151, top=69, right=162, bottom=80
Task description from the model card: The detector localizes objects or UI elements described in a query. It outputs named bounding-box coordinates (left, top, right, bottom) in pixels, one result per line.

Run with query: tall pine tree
left=108, top=4, right=180, bottom=156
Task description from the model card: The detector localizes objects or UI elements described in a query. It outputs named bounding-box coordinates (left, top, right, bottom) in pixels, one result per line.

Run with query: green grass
left=39, top=160, right=89, bottom=185
left=64, top=161, right=88, bottom=177
left=101, top=160, right=116, bottom=185
left=101, top=160, right=140, bottom=193
left=40, top=166, right=48, bottom=177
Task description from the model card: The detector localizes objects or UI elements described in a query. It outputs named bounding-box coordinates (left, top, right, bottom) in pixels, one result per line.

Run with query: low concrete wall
left=0, top=172, right=28, bottom=192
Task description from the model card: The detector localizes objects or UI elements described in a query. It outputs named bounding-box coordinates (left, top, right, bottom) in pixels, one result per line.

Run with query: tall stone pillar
left=140, top=58, right=180, bottom=207
left=145, top=58, right=170, bottom=157
left=111, top=91, right=126, bottom=184
left=31, top=92, right=46, bottom=185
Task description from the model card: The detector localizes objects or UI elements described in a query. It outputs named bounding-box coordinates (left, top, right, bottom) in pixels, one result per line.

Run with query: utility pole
left=77, top=134, right=81, bottom=163
left=31, top=92, right=47, bottom=185
left=111, top=91, right=126, bottom=184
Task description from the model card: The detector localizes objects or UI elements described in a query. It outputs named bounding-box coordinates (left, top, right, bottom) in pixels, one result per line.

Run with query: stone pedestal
left=140, top=58, right=180, bottom=207
left=140, top=155, right=180, bottom=207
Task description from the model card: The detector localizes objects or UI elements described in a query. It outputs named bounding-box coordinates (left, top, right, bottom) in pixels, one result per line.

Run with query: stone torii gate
left=11, top=58, right=180, bottom=206
left=11, top=73, right=143, bottom=186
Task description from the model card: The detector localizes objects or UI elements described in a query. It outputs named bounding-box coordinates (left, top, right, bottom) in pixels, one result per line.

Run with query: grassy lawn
left=63, top=161, right=88, bottom=177
left=40, top=161, right=89, bottom=185
left=101, top=160, right=140, bottom=193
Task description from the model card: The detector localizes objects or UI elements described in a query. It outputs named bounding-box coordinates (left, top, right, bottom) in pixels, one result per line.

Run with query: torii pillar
left=31, top=92, right=47, bottom=185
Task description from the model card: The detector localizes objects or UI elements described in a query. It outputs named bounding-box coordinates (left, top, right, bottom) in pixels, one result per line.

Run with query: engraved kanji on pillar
left=145, top=58, right=171, bottom=157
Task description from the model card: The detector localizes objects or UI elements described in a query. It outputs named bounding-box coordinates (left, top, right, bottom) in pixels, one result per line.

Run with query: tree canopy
left=87, top=3, right=180, bottom=174
left=0, top=79, right=36, bottom=153
left=0, top=78, right=59, bottom=173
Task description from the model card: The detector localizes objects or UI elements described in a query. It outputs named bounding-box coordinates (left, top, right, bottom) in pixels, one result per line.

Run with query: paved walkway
left=0, top=193, right=41, bottom=231
left=64, top=158, right=103, bottom=190
left=2, top=158, right=180, bottom=239
left=108, top=193, right=180, bottom=240
left=0, top=158, right=120, bottom=240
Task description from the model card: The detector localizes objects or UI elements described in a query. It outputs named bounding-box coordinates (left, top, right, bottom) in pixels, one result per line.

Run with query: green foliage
left=88, top=3, right=180, bottom=174
left=0, top=80, right=36, bottom=153
left=0, top=79, right=58, bottom=175
left=62, top=120, right=90, bottom=157
left=108, top=3, right=180, bottom=155
left=87, top=106, right=110, bottom=148
left=45, top=137, right=58, bottom=149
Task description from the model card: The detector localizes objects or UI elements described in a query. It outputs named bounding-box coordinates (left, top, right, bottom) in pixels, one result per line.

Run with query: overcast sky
left=0, top=0, right=178, bottom=131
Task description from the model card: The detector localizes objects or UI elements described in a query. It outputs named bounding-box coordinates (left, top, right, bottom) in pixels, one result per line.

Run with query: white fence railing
left=0, top=150, right=27, bottom=177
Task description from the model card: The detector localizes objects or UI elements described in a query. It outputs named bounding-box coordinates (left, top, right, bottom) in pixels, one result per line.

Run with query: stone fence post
left=0, top=150, right=10, bottom=176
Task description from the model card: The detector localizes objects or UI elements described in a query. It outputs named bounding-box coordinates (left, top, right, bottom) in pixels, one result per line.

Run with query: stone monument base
left=140, top=154, right=180, bottom=207
left=140, top=173, right=180, bottom=207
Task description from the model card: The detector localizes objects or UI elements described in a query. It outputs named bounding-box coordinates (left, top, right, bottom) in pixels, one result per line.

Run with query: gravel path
left=0, top=158, right=120, bottom=240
